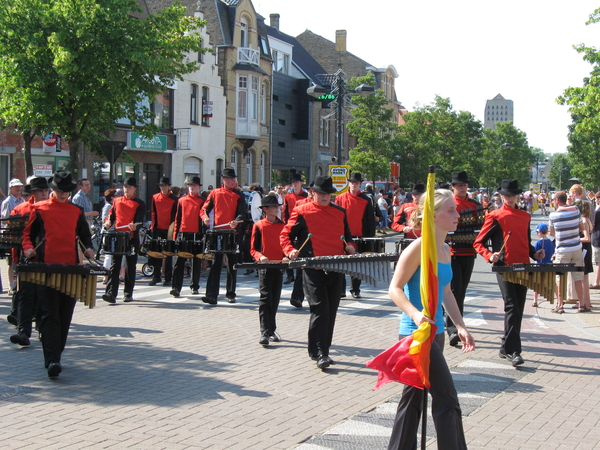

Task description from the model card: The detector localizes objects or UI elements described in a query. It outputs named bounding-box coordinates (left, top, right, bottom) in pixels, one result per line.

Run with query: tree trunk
left=68, top=136, right=81, bottom=176
left=22, top=131, right=35, bottom=177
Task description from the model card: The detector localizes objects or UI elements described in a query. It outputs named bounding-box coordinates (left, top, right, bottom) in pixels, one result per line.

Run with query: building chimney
left=270, top=13, right=280, bottom=31
left=335, top=30, right=347, bottom=52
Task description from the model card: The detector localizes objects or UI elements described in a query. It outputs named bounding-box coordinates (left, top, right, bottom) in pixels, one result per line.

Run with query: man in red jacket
left=391, top=183, right=425, bottom=238
left=282, top=173, right=308, bottom=286
left=334, top=172, right=376, bottom=298
left=22, top=171, right=95, bottom=378
left=200, top=168, right=247, bottom=304
left=474, top=179, right=544, bottom=367
left=170, top=176, right=205, bottom=297
left=251, top=194, right=286, bottom=346
left=281, top=176, right=355, bottom=370
left=149, top=176, right=178, bottom=286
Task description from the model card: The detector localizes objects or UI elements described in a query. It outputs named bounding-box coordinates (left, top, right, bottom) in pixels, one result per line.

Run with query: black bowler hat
left=123, top=177, right=137, bottom=187
left=23, top=184, right=31, bottom=194
left=451, top=171, right=470, bottom=184
left=291, top=173, right=302, bottom=183
left=222, top=168, right=237, bottom=178
left=29, top=176, right=50, bottom=191
left=158, top=176, right=171, bottom=186
left=312, top=176, right=337, bottom=194
left=185, top=176, right=202, bottom=186
left=349, top=172, right=363, bottom=183
left=412, top=183, right=426, bottom=194
left=49, top=171, right=77, bottom=193
left=497, top=179, right=523, bottom=196
left=260, top=194, right=280, bottom=208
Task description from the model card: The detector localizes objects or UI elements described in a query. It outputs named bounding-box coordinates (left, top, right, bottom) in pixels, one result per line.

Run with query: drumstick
left=297, top=233, right=312, bottom=253
left=77, top=238, right=102, bottom=266
left=340, top=235, right=349, bottom=247
left=115, top=222, right=142, bottom=230
left=214, top=220, right=243, bottom=229
left=492, top=231, right=512, bottom=266
left=24, top=238, right=45, bottom=260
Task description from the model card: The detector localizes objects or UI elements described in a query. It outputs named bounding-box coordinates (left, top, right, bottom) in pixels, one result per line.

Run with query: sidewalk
left=1, top=228, right=600, bottom=449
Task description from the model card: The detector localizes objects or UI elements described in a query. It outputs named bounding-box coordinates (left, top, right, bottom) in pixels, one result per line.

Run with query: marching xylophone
left=235, top=253, right=400, bottom=288
left=445, top=205, right=488, bottom=249
left=0, top=214, right=28, bottom=256
left=492, top=263, right=584, bottom=304
left=17, top=263, right=109, bottom=309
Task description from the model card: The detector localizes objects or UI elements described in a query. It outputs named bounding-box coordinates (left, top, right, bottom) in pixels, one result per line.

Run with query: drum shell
left=101, top=232, right=131, bottom=255
left=162, top=240, right=177, bottom=256
left=353, top=237, right=385, bottom=254
left=205, top=229, right=237, bottom=253
left=177, top=240, right=203, bottom=258
left=147, top=239, right=166, bottom=259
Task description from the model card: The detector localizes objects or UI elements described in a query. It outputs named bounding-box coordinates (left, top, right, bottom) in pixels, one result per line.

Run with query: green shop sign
left=127, top=132, right=167, bottom=151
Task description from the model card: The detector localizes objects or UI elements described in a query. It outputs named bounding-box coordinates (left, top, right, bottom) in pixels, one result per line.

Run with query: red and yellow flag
left=367, top=168, right=438, bottom=390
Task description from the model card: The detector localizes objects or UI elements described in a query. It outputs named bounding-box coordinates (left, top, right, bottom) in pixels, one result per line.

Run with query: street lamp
left=307, top=69, right=374, bottom=164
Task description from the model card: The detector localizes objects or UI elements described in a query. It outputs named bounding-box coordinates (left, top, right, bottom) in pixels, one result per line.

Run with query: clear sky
left=255, top=0, right=599, bottom=154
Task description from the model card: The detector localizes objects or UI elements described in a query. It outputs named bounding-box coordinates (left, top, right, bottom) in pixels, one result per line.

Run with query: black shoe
left=123, top=295, right=133, bottom=303
left=10, top=333, right=30, bottom=346
left=290, top=298, right=303, bottom=308
left=350, top=291, right=361, bottom=299
left=47, top=362, right=62, bottom=378
left=102, top=294, right=116, bottom=304
left=499, top=349, right=507, bottom=359
left=506, top=352, right=525, bottom=367
left=310, top=354, right=319, bottom=361
left=448, top=332, right=460, bottom=347
left=259, top=334, right=269, bottom=346
left=227, top=296, right=236, bottom=303
left=148, top=279, right=159, bottom=286
left=202, top=296, right=217, bottom=305
left=317, top=356, right=331, bottom=370
left=269, top=333, right=280, bottom=343
left=7, top=314, right=17, bottom=326
left=283, top=277, right=294, bottom=284
left=191, top=288, right=199, bottom=295
left=170, top=289, right=180, bottom=298
left=163, top=280, right=171, bottom=286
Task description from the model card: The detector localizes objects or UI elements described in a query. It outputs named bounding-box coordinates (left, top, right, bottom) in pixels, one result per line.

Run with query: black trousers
left=447, top=255, right=475, bottom=335
left=105, top=239, right=138, bottom=299
left=258, top=268, right=283, bottom=335
left=387, top=334, right=467, bottom=450
left=16, top=280, right=38, bottom=337
left=303, top=269, right=344, bottom=358
left=149, top=228, right=172, bottom=282
left=38, top=285, right=77, bottom=367
left=205, top=252, right=237, bottom=299
left=291, top=268, right=304, bottom=301
left=172, top=233, right=202, bottom=292
left=496, top=273, right=527, bottom=355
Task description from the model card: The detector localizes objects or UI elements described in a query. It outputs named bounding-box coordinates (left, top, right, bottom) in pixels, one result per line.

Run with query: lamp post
left=307, top=69, right=374, bottom=165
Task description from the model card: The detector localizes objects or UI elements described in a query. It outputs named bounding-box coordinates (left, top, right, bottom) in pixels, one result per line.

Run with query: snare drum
left=353, top=237, right=385, bottom=254
left=146, top=239, right=166, bottom=259
left=101, top=231, right=131, bottom=255
left=162, top=240, right=177, bottom=256
left=205, top=229, right=238, bottom=253
left=176, top=240, right=203, bottom=258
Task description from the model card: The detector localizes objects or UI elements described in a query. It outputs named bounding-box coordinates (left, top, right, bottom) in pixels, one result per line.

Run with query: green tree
left=0, top=0, right=207, bottom=175
left=346, top=73, right=398, bottom=182
left=394, top=96, right=485, bottom=187
left=480, top=122, right=534, bottom=190
left=547, top=152, right=572, bottom=190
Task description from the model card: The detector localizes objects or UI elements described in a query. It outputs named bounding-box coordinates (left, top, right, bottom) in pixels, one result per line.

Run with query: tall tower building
left=484, top=94, right=514, bottom=130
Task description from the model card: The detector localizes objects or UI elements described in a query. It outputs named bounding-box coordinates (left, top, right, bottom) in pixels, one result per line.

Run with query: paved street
left=2, top=215, right=600, bottom=449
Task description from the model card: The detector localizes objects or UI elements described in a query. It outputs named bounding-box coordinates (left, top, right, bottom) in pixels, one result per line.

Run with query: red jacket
left=251, top=217, right=286, bottom=261
left=283, top=190, right=308, bottom=223
left=107, top=195, right=145, bottom=238
left=201, top=186, right=246, bottom=227
left=173, top=194, right=204, bottom=237
left=451, top=195, right=481, bottom=257
left=22, top=196, right=92, bottom=265
left=151, top=192, right=178, bottom=231
left=334, top=191, right=376, bottom=238
left=11, top=197, right=35, bottom=263
left=391, top=202, right=421, bottom=238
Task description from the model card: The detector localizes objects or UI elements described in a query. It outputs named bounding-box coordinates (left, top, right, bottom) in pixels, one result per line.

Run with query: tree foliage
left=547, top=152, right=572, bottom=191
left=0, top=0, right=207, bottom=175
left=346, top=73, right=399, bottom=182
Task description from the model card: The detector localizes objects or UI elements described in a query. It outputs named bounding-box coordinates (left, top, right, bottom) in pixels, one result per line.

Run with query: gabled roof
left=492, top=94, right=506, bottom=100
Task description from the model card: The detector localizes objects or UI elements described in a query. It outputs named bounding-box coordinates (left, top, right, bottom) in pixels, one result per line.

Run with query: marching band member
left=149, top=176, right=178, bottom=286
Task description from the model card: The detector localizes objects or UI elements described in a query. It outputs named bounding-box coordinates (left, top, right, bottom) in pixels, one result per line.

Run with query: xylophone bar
left=234, top=261, right=290, bottom=270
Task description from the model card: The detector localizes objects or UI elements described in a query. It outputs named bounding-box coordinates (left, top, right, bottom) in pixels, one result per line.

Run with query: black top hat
left=312, top=176, right=337, bottom=194
left=185, top=176, right=202, bottom=186
left=260, top=195, right=280, bottom=208
left=49, top=171, right=77, bottom=193
left=123, top=177, right=137, bottom=187
left=497, top=179, right=523, bottom=196
left=29, top=176, right=50, bottom=191
left=291, top=173, right=302, bottom=183
left=451, top=171, right=470, bottom=184
left=412, top=183, right=426, bottom=194
left=222, top=168, right=237, bottom=178
left=158, top=176, right=171, bottom=186
left=349, top=172, right=363, bottom=183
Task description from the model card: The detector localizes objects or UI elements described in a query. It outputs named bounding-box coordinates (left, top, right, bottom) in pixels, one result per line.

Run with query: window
left=272, top=50, right=289, bottom=74
left=184, top=157, right=202, bottom=184
left=238, top=76, right=247, bottom=118
left=198, top=49, right=203, bottom=63
left=251, top=76, right=258, bottom=120
left=190, top=84, right=198, bottom=124
left=231, top=149, right=237, bottom=166
left=151, top=90, right=173, bottom=131
left=245, top=151, right=252, bottom=184
left=236, top=74, right=259, bottom=137
left=240, top=18, right=248, bottom=47
left=320, top=118, right=330, bottom=147
left=261, top=81, right=268, bottom=123
left=202, top=87, right=210, bottom=126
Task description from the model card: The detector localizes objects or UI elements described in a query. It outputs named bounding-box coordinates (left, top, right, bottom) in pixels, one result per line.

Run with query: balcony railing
left=237, top=47, right=260, bottom=66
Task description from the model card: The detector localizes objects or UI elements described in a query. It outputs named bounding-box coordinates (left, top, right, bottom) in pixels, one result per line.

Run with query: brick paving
left=1, top=226, right=600, bottom=450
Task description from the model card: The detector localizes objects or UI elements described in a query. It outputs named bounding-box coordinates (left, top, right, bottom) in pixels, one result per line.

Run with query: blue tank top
left=398, top=262, right=452, bottom=335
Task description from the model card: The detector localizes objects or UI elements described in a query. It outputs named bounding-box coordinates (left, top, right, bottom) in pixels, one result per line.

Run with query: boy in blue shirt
left=533, top=223, right=555, bottom=307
